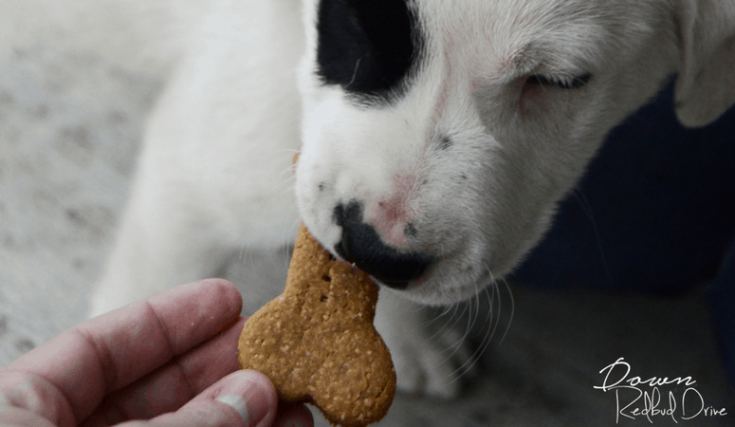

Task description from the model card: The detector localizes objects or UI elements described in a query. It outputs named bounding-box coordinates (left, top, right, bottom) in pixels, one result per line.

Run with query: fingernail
left=217, top=395, right=249, bottom=421
left=216, top=377, right=271, bottom=425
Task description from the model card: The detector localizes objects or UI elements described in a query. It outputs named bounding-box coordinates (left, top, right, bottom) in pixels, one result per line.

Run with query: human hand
left=0, top=279, right=313, bottom=427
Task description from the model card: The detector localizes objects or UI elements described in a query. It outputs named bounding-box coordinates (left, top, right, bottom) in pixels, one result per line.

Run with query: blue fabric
left=510, top=80, right=735, bottom=384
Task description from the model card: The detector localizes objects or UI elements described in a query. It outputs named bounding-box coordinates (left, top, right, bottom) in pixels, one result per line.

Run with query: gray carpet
left=2, top=45, right=733, bottom=427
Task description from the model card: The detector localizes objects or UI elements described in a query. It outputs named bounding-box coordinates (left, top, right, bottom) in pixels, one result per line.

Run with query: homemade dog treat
left=238, top=224, right=396, bottom=427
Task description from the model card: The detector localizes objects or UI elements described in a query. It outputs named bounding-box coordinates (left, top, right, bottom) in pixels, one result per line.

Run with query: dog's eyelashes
left=525, top=72, right=592, bottom=90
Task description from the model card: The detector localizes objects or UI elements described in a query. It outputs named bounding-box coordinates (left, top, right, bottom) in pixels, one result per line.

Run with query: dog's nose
left=333, top=201, right=431, bottom=289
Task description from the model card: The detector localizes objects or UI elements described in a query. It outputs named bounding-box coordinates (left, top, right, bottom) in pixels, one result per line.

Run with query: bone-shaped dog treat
left=237, top=225, right=396, bottom=427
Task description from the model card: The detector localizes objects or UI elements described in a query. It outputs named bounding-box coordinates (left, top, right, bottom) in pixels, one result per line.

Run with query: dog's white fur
left=4, top=0, right=734, bottom=398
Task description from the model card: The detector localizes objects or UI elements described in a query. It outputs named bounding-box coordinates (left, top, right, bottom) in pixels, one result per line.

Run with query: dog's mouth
left=331, top=240, right=488, bottom=305
left=316, top=199, right=497, bottom=305
left=331, top=200, right=434, bottom=290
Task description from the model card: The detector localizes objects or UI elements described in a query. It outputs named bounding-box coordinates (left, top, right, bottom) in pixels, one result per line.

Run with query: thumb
left=207, top=370, right=278, bottom=427
left=124, top=370, right=278, bottom=427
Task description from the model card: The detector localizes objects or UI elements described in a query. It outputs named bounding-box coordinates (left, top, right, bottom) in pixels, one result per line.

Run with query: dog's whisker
left=462, top=272, right=504, bottom=376
left=497, top=278, right=515, bottom=345
left=467, top=273, right=484, bottom=334
left=277, top=165, right=299, bottom=179
left=284, top=209, right=302, bottom=235
left=475, top=276, right=498, bottom=343
left=271, top=179, right=297, bottom=198
left=428, top=299, right=466, bottom=349
left=345, top=56, right=365, bottom=88
left=427, top=292, right=467, bottom=346
left=461, top=282, right=499, bottom=376
left=272, top=148, right=300, bottom=155
left=572, top=189, right=613, bottom=285
left=444, top=270, right=499, bottom=384
left=487, top=271, right=503, bottom=345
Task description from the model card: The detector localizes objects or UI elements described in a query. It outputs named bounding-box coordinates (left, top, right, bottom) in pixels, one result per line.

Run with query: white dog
left=4, top=0, right=734, bottom=398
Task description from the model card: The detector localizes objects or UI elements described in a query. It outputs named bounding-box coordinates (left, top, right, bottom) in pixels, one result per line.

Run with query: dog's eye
left=525, top=72, right=592, bottom=90
left=316, top=0, right=420, bottom=101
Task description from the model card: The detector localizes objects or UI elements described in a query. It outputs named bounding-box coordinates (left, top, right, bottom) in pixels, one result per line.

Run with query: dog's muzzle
left=333, top=201, right=432, bottom=289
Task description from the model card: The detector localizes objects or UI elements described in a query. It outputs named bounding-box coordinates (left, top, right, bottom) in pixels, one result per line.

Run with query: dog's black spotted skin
left=333, top=201, right=432, bottom=288
left=316, top=0, right=423, bottom=103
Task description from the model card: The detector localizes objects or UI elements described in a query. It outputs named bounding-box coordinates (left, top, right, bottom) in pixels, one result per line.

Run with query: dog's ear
left=674, top=0, right=735, bottom=128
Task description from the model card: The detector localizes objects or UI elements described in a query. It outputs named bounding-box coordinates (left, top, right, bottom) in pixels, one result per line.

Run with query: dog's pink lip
left=407, top=263, right=433, bottom=287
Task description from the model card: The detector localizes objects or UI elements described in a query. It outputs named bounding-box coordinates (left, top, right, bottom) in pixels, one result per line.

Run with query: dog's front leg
left=90, top=3, right=304, bottom=317
left=89, top=84, right=301, bottom=317
left=374, top=290, right=473, bottom=399
left=89, top=174, right=239, bottom=318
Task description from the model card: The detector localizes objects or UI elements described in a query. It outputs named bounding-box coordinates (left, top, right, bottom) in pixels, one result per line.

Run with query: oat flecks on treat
left=238, top=225, right=396, bottom=427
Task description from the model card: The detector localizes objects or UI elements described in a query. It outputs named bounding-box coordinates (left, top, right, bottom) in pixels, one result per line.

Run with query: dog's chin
left=369, top=254, right=502, bottom=306
left=384, top=269, right=496, bottom=306
left=303, top=213, right=519, bottom=306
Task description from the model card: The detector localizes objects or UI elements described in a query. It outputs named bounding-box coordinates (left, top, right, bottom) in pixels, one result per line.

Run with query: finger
left=116, top=370, right=279, bottom=427
left=1, top=279, right=242, bottom=427
left=0, top=372, right=68, bottom=427
left=0, top=405, right=56, bottom=427
left=80, top=317, right=248, bottom=426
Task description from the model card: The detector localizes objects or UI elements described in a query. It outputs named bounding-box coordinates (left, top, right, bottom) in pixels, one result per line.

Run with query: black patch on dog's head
left=316, top=0, right=422, bottom=103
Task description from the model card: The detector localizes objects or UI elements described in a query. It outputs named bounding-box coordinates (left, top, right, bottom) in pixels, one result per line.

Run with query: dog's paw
left=393, top=326, right=477, bottom=399
left=374, top=294, right=478, bottom=399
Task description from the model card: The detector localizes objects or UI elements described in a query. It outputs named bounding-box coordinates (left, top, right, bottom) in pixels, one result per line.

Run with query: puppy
left=5, top=0, right=733, bottom=398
